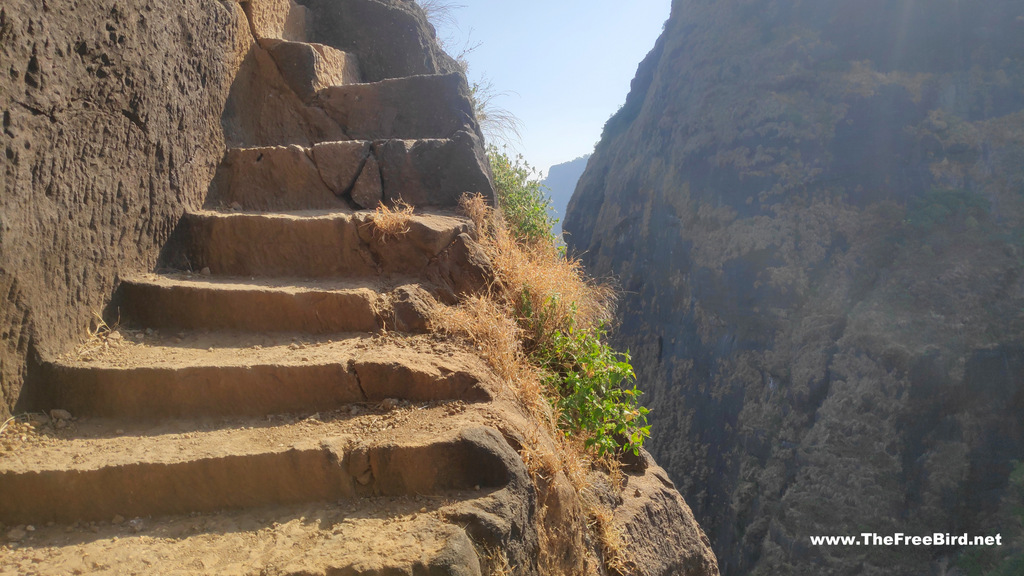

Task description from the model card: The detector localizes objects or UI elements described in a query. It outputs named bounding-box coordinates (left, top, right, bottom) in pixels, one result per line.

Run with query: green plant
left=444, top=194, right=649, bottom=457
left=539, top=321, right=650, bottom=456
left=438, top=194, right=646, bottom=573
left=487, top=146, right=556, bottom=244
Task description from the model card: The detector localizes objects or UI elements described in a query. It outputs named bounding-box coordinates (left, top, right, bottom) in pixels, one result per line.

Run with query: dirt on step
left=0, top=495, right=485, bottom=576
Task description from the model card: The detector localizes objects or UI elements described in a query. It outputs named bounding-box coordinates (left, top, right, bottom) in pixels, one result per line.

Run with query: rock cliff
left=565, top=1, right=1024, bottom=574
left=542, top=154, right=590, bottom=239
left=0, top=0, right=719, bottom=573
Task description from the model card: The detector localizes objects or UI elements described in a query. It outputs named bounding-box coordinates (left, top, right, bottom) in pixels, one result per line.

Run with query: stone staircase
left=0, top=2, right=532, bottom=574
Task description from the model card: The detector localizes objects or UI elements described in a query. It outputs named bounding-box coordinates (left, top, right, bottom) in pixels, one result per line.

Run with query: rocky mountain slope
left=0, top=0, right=718, bottom=573
left=565, top=1, right=1024, bottom=574
left=541, top=154, right=590, bottom=240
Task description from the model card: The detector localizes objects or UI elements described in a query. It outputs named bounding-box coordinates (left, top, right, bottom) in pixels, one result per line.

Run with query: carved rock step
left=177, top=209, right=470, bottom=278
left=0, top=411, right=514, bottom=525
left=41, top=333, right=492, bottom=419
left=0, top=498, right=483, bottom=575
left=258, top=38, right=362, bottom=102
left=209, top=135, right=491, bottom=211
left=314, top=73, right=476, bottom=141
left=118, top=274, right=387, bottom=334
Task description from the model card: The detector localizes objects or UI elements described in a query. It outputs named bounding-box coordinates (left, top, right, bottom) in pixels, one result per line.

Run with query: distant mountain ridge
left=542, top=154, right=590, bottom=239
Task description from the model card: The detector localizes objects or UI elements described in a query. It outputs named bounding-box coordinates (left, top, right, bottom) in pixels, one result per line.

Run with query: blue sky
left=429, top=1, right=673, bottom=175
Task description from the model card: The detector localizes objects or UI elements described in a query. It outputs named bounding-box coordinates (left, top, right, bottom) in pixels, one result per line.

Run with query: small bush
left=448, top=189, right=649, bottom=457
left=957, top=460, right=1024, bottom=576
left=539, top=322, right=650, bottom=456
left=438, top=189, right=648, bottom=573
left=487, top=146, right=557, bottom=245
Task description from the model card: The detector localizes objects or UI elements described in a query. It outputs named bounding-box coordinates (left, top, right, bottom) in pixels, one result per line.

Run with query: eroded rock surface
left=1, top=0, right=718, bottom=574
left=0, top=0, right=249, bottom=416
left=566, top=1, right=1024, bottom=574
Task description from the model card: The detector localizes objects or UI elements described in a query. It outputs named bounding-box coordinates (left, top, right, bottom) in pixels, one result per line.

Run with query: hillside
left=541, top=154, right=590, bottom=239
left=565, top=0, right=1024, bottom=574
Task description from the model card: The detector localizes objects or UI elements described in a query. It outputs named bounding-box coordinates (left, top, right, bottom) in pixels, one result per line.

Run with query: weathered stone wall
left=0, top=0, right=252, bottom=418
left=0, top=0, right=470, bottom=419
left=566, top=1, right=1024, bottom=574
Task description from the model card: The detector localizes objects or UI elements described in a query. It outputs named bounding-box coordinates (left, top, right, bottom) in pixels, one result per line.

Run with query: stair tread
left=0, top=497, right=482, bottom=576
left=0, top=404, right=479, bottom=473
left=178, top=207, right=471, bottom=278
left=55, top=332, right=474, bottom=370
left=125, top=272, right=399, bottom=294
left=188, top=207, right=465, bottom=224
left=117, top=274, right=440, bottom=335
left=43, top=334, right=491, bottom=420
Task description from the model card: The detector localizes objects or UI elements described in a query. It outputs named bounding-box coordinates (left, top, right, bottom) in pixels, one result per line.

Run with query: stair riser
left=42, top=362, right=489, bottom=419
left=210, top=137, right=491, bottom=211
left=44, top=364, right=361, bottom=419
left=119, top=281, right=381, bottom=333
left=180, top=213, right=466, bottom=278
left=315, top=73, right=475, bottom=141
left=0, top=438, right=505, bottom=525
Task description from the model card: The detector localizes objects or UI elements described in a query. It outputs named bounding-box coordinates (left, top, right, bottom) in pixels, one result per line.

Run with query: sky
left=429, top=1, right=673, bottom=175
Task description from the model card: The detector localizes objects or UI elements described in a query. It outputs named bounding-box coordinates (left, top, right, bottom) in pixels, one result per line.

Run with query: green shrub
left=475, top=148, right=650, bottom=457
left=540, top=321, right=650, bottom=456
left=487, top=146, right=557, bottom=244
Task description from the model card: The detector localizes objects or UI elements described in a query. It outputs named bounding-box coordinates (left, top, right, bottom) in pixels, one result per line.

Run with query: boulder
left=210, top=145, right=337, bottom=210
left=375, top=130, right=493, bottom=207
left=301, top=0, right=461, bottom=82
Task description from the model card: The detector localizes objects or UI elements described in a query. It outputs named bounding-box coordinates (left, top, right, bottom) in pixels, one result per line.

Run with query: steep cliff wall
left=565, top=1, right=1024, bottom=574
left=542, top=154, right=590, bottom=239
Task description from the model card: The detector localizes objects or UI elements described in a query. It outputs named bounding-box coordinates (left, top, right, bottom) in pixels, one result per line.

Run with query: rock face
left=542, top=154, right=590, bottom=239
left=0, top=0, right=249, bottom=416
left=0, top=0, right=718, bottom=574
left=565, top=1, right=1024, bottom=574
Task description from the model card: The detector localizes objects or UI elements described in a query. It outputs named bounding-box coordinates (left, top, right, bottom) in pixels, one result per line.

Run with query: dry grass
left=65, top=309, right=121, bottom=360
left=478, top=544, right=513, bottom=576
left=430, top=194, right=633, bottom=574
left=0, top=415, right=17, bottom=437
left=470, top=78, right=523, bottom=147
left=368, top=199, right=414, bottom=243
left=587, top=501, right=630, bottom=575
left=460, top=194, right=614, bottom=352
left=431, top=194, right=615, bottom=432
left=417, top=0, right=464, bottom=30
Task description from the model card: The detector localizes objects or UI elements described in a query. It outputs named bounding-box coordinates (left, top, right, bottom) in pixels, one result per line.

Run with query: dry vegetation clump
left=431, top=191, right=637, bottom=574
left=459, top=194, right=614, bottom=351
left=367, top=199, right=414, bottom=242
